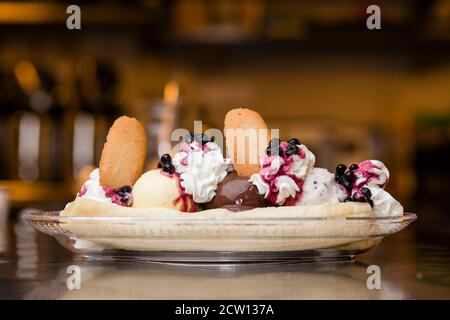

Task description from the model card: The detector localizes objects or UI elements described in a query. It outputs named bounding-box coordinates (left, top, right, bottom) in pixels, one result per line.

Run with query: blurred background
left=0, top=0, right=449, bottom=299
left=0, top=0, right=449, bottom=244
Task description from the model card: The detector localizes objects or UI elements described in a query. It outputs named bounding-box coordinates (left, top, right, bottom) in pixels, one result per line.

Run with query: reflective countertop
left=1, top=206, right=449, bottom=300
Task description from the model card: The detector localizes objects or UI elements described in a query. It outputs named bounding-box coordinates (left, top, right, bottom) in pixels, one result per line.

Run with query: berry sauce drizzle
left=334, top=160, right=387, bottom=206
left=103, top=186, right=133, bottom=207
left=160, top=169, right=197, bottom=213
left=259, top=141, right=305, bottom=205
left=354, top=160, right=387, bottom=189
left=78, top=185, right=87, bottom=197
left=77, top=181, right=132, bottom=206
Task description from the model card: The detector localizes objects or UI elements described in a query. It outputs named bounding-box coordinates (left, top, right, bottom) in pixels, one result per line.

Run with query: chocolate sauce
left=203, top=172, right=265, bottom=211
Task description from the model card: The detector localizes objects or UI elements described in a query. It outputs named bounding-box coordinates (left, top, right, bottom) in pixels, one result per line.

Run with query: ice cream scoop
left=132, top=170, right=196, bottom=212
left=202, top=171, right=265, bottom=211
left=296, top=168, right=347, bottom=206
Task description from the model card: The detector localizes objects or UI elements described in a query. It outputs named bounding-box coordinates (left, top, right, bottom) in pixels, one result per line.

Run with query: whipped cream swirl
left=77, top=168, right=133, bottom=206
left=352, top=160, right=403, bottom=217
left=250, top=142, right=315, bottom=205
left=366, top=186, right=403, bottom=217
left=354, top=160, right=389, bottom=188
left=172, top=141, right=231, bottom=203
left=77, top=168, right=112, bottom=204
left=327, top=159, right=403, bottom=216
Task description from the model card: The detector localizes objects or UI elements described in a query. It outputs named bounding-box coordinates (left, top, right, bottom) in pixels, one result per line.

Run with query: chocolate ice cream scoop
left=203, top=171, right=265, bottom=211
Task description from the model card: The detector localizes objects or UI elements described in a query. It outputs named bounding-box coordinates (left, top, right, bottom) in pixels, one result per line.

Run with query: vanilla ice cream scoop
left=297, top=168, right=347, bottom=206
left=132, top=170, right=196, bottom=212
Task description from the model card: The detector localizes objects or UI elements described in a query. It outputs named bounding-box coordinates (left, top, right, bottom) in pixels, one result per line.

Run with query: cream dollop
left=172, top=141, right=231, bottom=203
left=294, top=159, right=402, bottom=217
left=289, top=145, right=316, bottom=179
left=354, top=160, right=389, bottom=188
left=276, top=175, right=300, bottom=204
left=77, top=168, right=112, bottom=204
left=367, top=186, right=403, bottom=217
left=249, top=143, right=315, bottom=205
left=250, top=173, right=300, bottom=205
left=351, top=160, right=402, bottom=217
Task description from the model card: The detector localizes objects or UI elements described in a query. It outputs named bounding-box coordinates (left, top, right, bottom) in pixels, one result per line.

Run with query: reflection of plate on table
left=22, top=199, right=416, bottom=263
left=24, top=261, right=411, bottom=300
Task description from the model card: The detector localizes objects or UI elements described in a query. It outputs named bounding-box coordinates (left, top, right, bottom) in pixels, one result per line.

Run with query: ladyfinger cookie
left=224, top=108, right=270, bottom=177
left=99, top=116, right=147, bottom=189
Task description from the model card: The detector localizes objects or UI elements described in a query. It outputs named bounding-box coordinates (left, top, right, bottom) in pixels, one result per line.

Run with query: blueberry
left=163, top=162, right=172, bottom=169
left=288, top=138, right=300, bottom=146
left=117, top=185, right=132, bottom=194
left=361, top=187, right=372, bottom=199
left=163, top=163, right=175, bottom=174
left=351, top=193, right=364, bottom=202
left=119, top=192, right=133, bottom=206
left=349, top=163, right=359, bottom=171
left=344, top=170, right=355, bottom=182
left=335, top=164, right=347, bottom=176
left=285, top=148, right=295, bottom=156
left=286, top=144, right=299, bottom=156
left=158, top=153, right=172, bottom=170
left=160, top=153, right=172, bottom=164
left=342, top=179, right=353, bottom=191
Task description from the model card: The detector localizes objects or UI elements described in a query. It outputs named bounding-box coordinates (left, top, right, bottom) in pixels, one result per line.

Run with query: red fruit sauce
left=78, top=185, right=87, bottom=197
left=258, top=141, right=305, bottom=205
left=160, top=169, right=197, bottom=212
left=354, top=160, right=387, bottom=189
left=103, top=187, right=131, bottom=207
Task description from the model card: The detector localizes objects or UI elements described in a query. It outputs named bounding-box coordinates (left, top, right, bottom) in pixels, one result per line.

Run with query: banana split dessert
left=56, top=108, right=412, bottom=254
